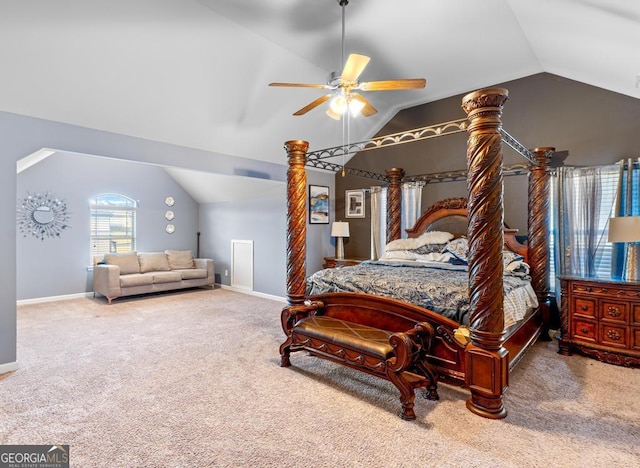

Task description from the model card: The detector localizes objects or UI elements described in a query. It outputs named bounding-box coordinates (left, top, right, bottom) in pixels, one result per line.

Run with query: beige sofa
left=93, top=250, right=214, bottom=304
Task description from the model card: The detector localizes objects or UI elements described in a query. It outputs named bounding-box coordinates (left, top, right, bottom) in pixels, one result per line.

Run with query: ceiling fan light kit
left=269, top=0, right=426, bottom=119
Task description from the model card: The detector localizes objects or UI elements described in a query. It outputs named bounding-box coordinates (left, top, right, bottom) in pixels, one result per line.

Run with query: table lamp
left=608, top=216, right=640, bottom=281
left=331, top=221, right=350, bottom=260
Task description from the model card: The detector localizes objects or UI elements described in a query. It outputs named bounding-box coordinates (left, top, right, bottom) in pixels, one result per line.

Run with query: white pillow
left=385, top=231, right=453, bottom=252
left=416, top=230, right=455, bottom=245
left=379, top=250, right=419, bottom=261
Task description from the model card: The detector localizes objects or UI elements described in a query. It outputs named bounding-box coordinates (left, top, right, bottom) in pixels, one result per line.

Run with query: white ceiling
left=3, top=0, right=639, bottom=201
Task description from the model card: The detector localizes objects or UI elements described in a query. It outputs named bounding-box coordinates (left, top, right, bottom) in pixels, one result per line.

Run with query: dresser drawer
left=633, top=305, right=640, bottom=326
left=600, top=324, right=629, bottom=349
left=572, top=297, right=596, bottom=319
left=633, top=328, right=640, bottom=351
left=600, top=300, right=629, bottom=324
left=573, top=319, right=597, bottom=343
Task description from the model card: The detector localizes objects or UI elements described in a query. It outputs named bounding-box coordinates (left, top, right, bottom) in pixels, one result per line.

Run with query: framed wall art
left=345, top=189, right=365, bottom=218
left=309, top=185, right=329, bottom=224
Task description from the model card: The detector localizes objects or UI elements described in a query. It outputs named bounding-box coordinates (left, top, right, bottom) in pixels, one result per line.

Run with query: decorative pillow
left=138, top=252, right=171, bottom=273
left=385, top=231, right=453, bottom=252
left=444, top=237, right=469, bottom=264
left=414, top=243, right=447, bottom=255
left=104, top=252, right=140, bottom=275
left=165, top=250, right=195, bottom=270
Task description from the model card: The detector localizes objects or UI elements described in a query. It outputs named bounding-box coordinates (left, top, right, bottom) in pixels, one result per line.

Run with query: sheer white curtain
left=554, top=165, right=618, bottom=280
left=370, top=186, right=386, bottom=260
left=401, top=181, right=425, bottom=239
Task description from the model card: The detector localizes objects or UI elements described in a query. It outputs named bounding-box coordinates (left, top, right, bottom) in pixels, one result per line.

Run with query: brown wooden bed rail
left=282, top=87, right=552, bottom=420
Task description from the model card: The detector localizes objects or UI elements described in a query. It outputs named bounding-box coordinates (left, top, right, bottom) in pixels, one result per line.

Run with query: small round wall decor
left=17, top=191, right=71, bottom=241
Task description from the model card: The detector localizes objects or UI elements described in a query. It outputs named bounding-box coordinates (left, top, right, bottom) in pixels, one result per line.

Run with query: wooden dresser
left=323, top=257, right=365, bottom=269
left=558, top=276, right=640, bottom=367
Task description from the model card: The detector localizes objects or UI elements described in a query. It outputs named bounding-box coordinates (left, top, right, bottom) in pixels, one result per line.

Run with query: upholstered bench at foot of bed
left=280, top=313, right=439, bottom=420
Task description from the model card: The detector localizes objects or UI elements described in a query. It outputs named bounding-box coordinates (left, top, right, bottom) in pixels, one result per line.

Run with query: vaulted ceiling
left=2, top=0, right=639, bottom=173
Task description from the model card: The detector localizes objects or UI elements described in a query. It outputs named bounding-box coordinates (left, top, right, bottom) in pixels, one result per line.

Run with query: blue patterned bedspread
left=306, top=260, right=537, bottom=328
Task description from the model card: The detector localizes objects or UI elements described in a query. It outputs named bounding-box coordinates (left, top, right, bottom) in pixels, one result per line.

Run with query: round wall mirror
left=32, top=206, right=55, bottom=225
left=17, top=191, right=70, bottom=241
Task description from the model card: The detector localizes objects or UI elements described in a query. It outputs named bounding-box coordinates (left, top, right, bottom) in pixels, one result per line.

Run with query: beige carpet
left=2, top=288, right=639, bottom=467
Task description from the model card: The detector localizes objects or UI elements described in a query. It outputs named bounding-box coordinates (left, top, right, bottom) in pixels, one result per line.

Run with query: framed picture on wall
left=309, top=185, right=329, bottom=224
left=345, top=189, right=365, bottom=218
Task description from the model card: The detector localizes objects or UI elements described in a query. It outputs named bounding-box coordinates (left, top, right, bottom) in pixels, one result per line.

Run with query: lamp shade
left=608, top=216, right=640, bottom=243
left=331, top=221, right=350, bottom=238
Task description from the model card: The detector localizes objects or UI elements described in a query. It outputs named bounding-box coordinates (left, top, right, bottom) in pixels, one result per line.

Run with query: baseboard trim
left=17, top=292, right=93, bottom=306
left=17, top=288, right=287, bottom=306
left=0, top=361, right=19, bottom=375
left=220, top=285, right=286, bottom=303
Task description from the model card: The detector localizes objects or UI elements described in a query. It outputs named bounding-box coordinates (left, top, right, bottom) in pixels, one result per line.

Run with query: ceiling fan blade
left=269, top=82, right=329, bottom=89
left=293, top=94, right=332, bottom=116
left=357, top=78, right=427, bottom=91
left=341, top=54, right=371, bottom=83
left=352, top=94, right=377, bottom=117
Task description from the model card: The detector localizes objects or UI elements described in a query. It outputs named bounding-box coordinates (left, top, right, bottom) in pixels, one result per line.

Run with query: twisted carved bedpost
left=386, top=168, right=404, bottom=242
left=528, top=147, right=554, bottom=340
left=285, top=140, right=309, bottom=306
left=461, top=88, right=509, bottom=419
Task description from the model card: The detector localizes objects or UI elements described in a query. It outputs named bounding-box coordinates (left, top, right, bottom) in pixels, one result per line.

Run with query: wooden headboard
left=405, top=197, right=528, bottom=262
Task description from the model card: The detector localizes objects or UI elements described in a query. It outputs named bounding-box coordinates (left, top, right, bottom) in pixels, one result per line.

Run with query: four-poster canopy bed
left=279, top=88, right=554, bottom=420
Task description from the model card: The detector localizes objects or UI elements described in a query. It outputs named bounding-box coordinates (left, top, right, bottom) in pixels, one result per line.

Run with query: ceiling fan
left=269, top=0, right=426, bottom=120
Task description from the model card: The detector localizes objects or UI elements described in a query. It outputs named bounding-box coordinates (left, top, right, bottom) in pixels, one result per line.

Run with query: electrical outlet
left=224, top=270, right=229, bottom=276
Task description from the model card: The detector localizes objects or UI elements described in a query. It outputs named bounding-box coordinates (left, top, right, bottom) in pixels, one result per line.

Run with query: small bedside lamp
left=331, top=221, right=350, bottom=260
left=608, top=216, right=640, bottom=281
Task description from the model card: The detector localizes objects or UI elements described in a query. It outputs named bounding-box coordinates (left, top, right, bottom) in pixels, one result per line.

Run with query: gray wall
left=17, top=151, right=198, bottom=301
left=199, top=168, right=335, bottom=298
left=338, top=73, right=640, bottom=258
left=0, top=110, right=289, bottom=369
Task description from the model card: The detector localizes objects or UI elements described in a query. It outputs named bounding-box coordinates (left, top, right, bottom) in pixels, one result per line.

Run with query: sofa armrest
left=93, top=264, right=121, bottom=300
left=194, top=258, right=215, bottom=284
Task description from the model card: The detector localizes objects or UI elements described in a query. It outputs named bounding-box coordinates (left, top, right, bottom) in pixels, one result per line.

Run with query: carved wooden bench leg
left=416, top=360, right=439, bottom=401
left=279, top=337, right=292, bottom=367
left=386, top=369, right=417, bottom=420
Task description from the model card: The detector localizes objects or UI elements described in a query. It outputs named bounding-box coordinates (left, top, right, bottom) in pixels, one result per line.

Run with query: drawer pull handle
left=607, top=307, right=621, bottom=317
left=606, top=330, right=621, bottom=341
left=580, top=305, right=588, bottom=311
left=581, top=328, right=589, bottom=334
left=586, top=287, right=592, bottom=292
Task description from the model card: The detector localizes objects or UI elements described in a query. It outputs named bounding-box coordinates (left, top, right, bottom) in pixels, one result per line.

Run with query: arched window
left=90, top=194, right=137, bottom=258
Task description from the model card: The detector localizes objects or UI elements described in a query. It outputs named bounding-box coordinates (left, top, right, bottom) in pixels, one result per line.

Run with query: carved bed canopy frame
left=282, top=88, right=554, bottom=418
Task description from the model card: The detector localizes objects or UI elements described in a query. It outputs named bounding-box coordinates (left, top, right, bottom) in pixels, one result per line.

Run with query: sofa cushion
left=178, top=268, right=207, bottom=280
left=152, top=271, right=183, bottom=284
left=165, top=250, right=195, bottom=270
left=120, top=273, right=154, bottom=288
left=105, top=252, right=140, bottom=275
left=138, top=252, right=170, bottom=273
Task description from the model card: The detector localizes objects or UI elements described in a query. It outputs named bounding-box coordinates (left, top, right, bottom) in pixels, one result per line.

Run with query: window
left=90, top=194, right=137, bottom=258
left=550, top=165, right=619, bottom=287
